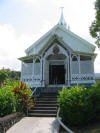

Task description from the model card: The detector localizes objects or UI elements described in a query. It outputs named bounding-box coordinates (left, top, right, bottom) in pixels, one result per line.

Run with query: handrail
left=57, top=108, right=74, bottom=133
left=26, top=87, right=38, bottom=116
left=31, top=87, right=37, bottom=97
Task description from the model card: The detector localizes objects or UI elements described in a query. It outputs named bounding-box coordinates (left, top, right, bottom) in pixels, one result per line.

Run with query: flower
left=77, top=103, right=82, bottom=107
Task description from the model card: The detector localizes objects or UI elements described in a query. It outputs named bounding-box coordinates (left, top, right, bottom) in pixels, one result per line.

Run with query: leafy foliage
left=0, top=87, right=16, bottom=117
left=90, top=0, right=100, bottom=47
left=7, top=69, right=20, bottom=80
left=0, top=69, right=8, bottom=88
left=0, top=80, right=34, bottom=117
left=58, top=84, right=100, bottom=126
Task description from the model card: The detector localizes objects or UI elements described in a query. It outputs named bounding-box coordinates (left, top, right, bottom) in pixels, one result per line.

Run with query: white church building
left=19, top=10, right=96, bottom=88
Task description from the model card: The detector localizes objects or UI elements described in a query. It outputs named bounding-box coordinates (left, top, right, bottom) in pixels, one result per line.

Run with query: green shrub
left=4, top=80, right=20, bottom=88
left=0, top=80, right=34, bottom=117
left=0, top=69, right=8, bottom=88
left=0, top=87, right=16, bottom=117
left=58, top=84, right=100, bottom=126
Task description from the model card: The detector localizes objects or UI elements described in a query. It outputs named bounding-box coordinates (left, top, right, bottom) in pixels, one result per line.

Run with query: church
left=19, top=9, right=96, bottom=88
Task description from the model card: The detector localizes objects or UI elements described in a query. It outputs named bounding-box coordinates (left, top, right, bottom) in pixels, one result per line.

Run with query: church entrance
left=49, top=65, right=65, bottom=84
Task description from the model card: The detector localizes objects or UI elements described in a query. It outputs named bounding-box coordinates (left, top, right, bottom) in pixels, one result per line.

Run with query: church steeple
left=58, top=7, right=67, bottom=28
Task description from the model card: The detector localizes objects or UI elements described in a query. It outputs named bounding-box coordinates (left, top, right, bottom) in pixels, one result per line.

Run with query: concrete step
left=28, top=113, right=56, bottom=117
left=33, top=107, right=57, bottom=110
left=29, top=110, right=57, bottom=114
left=35, top=104, right=57, bottom=107
left=38, top=96, right=57, bottom=99
left=40, top=93, right=57, bottom=96
left=37, top=98, right=57, bottom=101
left=35, top=101, right=57, bottom=104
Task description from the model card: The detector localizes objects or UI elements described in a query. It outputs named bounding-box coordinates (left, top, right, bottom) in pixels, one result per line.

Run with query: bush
left=0, top=87, right=16, bottom=117
left=0, top=80, right=34, bottom=117
left=58, top=84, right=100, bottom=126
left=13, top=81, right=33, bottom=112
left=0, top=69, right=8, bottom=88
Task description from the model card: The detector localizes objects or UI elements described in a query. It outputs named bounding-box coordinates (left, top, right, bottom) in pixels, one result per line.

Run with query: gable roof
left=25, top=24, right=95, bottom=55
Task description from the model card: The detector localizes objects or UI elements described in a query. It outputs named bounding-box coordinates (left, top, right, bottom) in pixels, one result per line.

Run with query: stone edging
left=0, top=112, right=23, bottom=133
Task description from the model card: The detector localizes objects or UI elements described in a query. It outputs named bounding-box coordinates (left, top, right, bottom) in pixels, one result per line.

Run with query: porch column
left=78, top=55, right=80, bottom=81
left=32, top=58, right=35, bottom=85
left=43, top=57, right=45, bottom=87
left=32, top=58, right=34, bottom=76
left=40, top=57, right=43, bottom=86
left=78, top=55, right=80, bottom=74
left=69, top=53, right=72, bottom=86
left=67, top=56, right=70, bottom=87
left=92, top=56, right=94, bottom=73
left=21, top=61, right=23, bottom=81
left=92, top=56, right=95, bottom=80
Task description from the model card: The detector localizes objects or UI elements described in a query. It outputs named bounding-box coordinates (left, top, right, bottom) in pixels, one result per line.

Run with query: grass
left=71, top=122, right=100, bottom=133
left=60, top=122, right=100, bottom=133
left=96, top=79, right=100, bottom=84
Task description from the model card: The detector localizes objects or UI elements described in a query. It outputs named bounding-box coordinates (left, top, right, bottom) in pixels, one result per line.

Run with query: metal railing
left=57, top=108, right=74, bottom=133
left=26, top=86, right=38, bottom=116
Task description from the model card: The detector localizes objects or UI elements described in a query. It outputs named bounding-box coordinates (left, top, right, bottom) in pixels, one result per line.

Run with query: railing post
left=26, top=100, right=28, bottom=116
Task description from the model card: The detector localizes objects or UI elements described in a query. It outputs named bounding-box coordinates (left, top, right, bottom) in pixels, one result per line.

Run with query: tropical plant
left=13, top=81, right=34, bottom=112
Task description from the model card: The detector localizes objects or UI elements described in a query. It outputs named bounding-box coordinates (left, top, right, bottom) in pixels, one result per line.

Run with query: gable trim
left=39, top=34, right=73, bottom=57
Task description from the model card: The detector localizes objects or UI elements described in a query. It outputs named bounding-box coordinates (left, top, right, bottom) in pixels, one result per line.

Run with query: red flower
left=77, top=103, right=82, bottom=107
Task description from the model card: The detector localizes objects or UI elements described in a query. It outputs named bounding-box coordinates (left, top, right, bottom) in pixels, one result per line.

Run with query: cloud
left=0, top=24, right=33, bottom=70
left=0, top=21, right=53, bottom=71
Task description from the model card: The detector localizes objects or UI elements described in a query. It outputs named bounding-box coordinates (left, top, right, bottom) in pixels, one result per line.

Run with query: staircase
left=28, top=92, right=58, bottom=117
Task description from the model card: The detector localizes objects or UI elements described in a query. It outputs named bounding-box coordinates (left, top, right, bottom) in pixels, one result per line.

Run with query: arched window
left=72, top=56, right=77, bottom=61
left=34, top=58, right=41, bottom=75
left=35, top=58, right=40, bottom=63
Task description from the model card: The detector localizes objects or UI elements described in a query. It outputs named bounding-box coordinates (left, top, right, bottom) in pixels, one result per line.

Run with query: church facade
left=19, top=10, right=96, bottom=88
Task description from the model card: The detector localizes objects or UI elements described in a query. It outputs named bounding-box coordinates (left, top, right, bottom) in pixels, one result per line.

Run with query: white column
left=78, top=55, right=80, bottom=74
left=40, top=57, right=42, bottom=85
left=64, top=58, right=67, bottom=85
left=43, top=57, right=45, bottom=86
left=92, top=56, right=95, bottom=80
left=32, top=58, right=34, bottom=82
left=69, top=53, right=72, bottom=86
left=21, top=61, right=23, bottom=81
left=67, top=56, right=70, bottom=87
left=92, top=56, right=94, bottom=73
left=78, top=55, right=80, bottom=81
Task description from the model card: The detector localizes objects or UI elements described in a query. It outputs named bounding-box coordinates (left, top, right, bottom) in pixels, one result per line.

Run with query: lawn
left=60, top=121, right=100, bottom=133
left=96, top=79, right=100, bottom=84
left=71, top=122, right=100, bottom=133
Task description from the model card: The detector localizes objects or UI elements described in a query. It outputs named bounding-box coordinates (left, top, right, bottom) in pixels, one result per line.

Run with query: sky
left=0, top=0, right=100, bottom=73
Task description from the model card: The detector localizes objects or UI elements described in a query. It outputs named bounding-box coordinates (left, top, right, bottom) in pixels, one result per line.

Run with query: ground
left=6, top=117, right=59, bottom=133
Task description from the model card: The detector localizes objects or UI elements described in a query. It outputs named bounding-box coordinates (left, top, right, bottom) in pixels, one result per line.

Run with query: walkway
left=6, top=117, right=60, bottom=133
